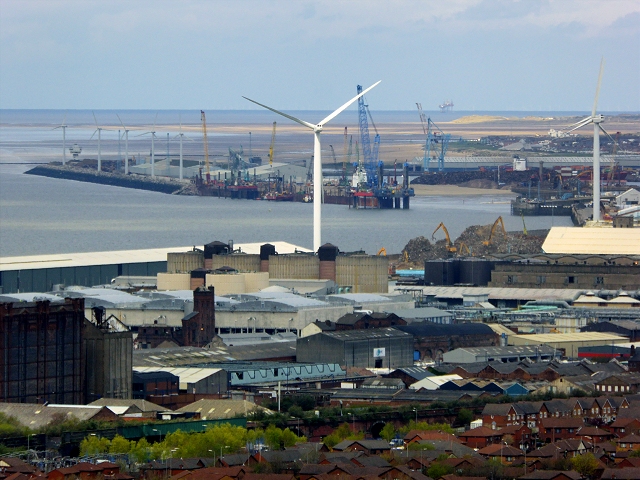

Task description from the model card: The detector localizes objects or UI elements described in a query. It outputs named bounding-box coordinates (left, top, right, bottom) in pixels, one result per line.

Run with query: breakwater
left=25, top=165, right=185, bottom=195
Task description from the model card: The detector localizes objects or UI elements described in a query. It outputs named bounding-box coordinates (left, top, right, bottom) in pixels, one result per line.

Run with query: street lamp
left=413, top=408, right=418, bottom=425
left=347, top=413, right=354, bottom=432
left=221, top=445, right=230, bottom=461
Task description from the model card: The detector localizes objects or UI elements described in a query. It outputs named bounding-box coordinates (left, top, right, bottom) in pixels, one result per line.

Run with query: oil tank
left=458, top=258, right=494, bottom=286
left=204, top=241, right=230, bottom=259
left=424, top=259, right=457, bottom=286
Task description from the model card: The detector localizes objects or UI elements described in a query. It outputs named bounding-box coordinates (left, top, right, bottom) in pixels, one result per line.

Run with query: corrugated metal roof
left=0, top=242, right=310, bottom=272
left=542, top=227, right=640, bottom=255
left=509, top=332, right=628, bottom=344
left=331, top=294, right=391, bottom=303
left=133, top=367, right=222, bottom=389
left=410, top=286, right=583, bottom=302
left=247, top=292, right=329, bottom=308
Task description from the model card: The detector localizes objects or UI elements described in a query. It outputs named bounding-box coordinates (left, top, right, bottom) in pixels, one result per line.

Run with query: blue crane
left=357, top=84, right=380, bottom=187
left=424, top=117, right=451, bottom=172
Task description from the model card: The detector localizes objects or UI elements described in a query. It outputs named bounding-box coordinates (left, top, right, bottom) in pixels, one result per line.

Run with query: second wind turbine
left=242, top=81, right=381, bottom=252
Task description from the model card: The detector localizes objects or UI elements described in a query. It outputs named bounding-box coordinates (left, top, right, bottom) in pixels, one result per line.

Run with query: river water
left=0, top=110, right=573, bottom=257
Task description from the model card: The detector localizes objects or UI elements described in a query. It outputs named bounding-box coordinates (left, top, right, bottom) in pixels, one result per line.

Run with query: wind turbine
left=90, top=111, right=105, bottom=172
left=53, top=114, right=68, bottom=165
left=243, top=81, right=381, bottom=251
left=137, top=113, right=158, bottom=178
left=117, top=114, right=131, bottom=175
left=174, top=115, right=192, bottom=181
left=563, top=58, right=615, bottom=223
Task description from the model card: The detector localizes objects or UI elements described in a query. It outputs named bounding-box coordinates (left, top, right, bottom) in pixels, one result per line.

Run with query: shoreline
left=411, top=184, right=515, bottom=197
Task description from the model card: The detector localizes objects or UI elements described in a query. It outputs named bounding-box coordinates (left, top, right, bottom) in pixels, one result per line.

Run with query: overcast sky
left=1, top=0, right=639, bottom=112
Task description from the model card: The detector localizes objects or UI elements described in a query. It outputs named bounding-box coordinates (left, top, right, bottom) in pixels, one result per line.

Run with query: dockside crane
left=416, top=103, right=428, bottom=135
left=268, top=121, right=276, bottom=167
left=417, top=105, right=451, bottom=172
left=357, top=84, right=378, bottom=187
left=201, top=110, right=211, bottom=183
left=432, top=222, right=457, bottom=253
left=329, top=144, right=338, bottom=166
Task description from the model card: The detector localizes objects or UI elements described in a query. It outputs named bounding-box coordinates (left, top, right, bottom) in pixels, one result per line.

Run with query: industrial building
left=164, top=242, right=390, bottom=294
left=296, top=327, right=414, bottom=369
left=0, top=295, right=133, bottom=403
left=542, top=227, right=640, bottom=255
left=581, top=320, right=640, bottom=341
left=506, top=332, right=628, bottom=359
left=132, top=367, right=228, bottom=395
left=442, top=345, right=559, bottom=364
left=395, top=323, right=498, bottom=361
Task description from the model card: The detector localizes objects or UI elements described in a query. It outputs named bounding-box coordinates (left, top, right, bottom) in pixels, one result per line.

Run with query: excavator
left=457, top=242, right=471, bottom=256
left=483, top=216, right=507, bottom=246
left=377, top=247, right=387, bottom=256
left=432, top=222, right=457, bottom=253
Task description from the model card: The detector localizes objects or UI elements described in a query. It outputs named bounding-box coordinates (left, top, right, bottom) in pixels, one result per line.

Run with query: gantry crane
left=201, top=110, right=211, bottom=183
left=483, top=216, right=507, bottom=246
left=432, top=222, right=457, bottom=253
left=268, top=121, right=276, bottom=167
left=424, top=117, right=451, bottom=172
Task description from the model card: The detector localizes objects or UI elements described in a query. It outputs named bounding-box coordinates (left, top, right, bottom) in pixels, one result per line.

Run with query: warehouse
left=296, top=327, right=414, bottom=369
left=442, top=345, right=559, bottom=364
left=132, top=367, right=228, bottom=395
left=395, top=323, right=498, bottom=361
left=507, top=332, right=628, bottom=359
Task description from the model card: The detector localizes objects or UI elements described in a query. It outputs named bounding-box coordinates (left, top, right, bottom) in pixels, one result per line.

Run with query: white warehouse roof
left=542, top=227, right=640, bottom=255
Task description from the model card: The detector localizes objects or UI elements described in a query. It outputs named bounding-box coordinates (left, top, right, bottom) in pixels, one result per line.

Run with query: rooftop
left=542, top=226, right=640, bottom=255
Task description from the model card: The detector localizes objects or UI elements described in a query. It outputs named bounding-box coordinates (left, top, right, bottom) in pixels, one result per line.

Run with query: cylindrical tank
left=204, top=241, right=230, bottom=259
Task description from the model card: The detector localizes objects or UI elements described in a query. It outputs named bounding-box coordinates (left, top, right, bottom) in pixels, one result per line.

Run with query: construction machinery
left=416, top=103, right=428, bottom=135
left=329, top=145, right=338, bottom=166
left=356, top=84, right=379, bottom=187
left=201, top=110, right=211, bottom=183
left=423, top=117, right=451, bottom=172
left=377, top=247, right=387, bottom=256
left=483, top=216, right=507, bottom=246
left=268, top=121, right=276, bottom=167
left=521, top=213, right=528, bottom=235
left=457, top=242, right=471, bottom=256
left=432, top=222, right=457, bottom=253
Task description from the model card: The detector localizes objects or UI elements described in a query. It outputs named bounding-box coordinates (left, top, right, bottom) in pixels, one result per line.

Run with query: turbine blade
left=242, top=96, right=315, bottom=129
left=566, top=116, right=593, bottom=129
left=564, top=117, right=593, bottom=134
left=153, top=112, right=158, bottom=131
left=92, top=111, right=99, bottom=128
left=90, top=129, right=97, bottom=141
left=136, top=132, right=150, bottom=137
left=117, top=114, right=126, bottom=129
left=598, top=124, right=616, bottom=143
left=592, top=57, right=604, bottom=117
left=319, top=80, right=381, bottom=126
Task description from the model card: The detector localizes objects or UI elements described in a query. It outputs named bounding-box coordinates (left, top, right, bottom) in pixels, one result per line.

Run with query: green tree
left=79, top=435, right=110, bottom=456
left=427, top=461, right=453, bottom=479
left=571, top=452, right=599, bottom=479
left=130, top=437, right=151, bottom=463
left=456, top=408, right=473, bottom=426
left=379, top=423, right=396, bottom=442
left=109, top=435, right=132, bottom=454
left=407, top=442, right=436, bottom=451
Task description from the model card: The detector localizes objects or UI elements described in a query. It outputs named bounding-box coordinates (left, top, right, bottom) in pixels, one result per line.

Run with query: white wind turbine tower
left=117, top=114, right=131, bottom=175
left=137, top=113, right=159, bottom=178
left=564, top=58, right=615, bottom=223
left=90, top=111, right=105, bottom=172
left=243, top=81, right=381, bottom=251
left=174, top=116, right=192, bottom=181
left=53, top=114, right=68, bottom=165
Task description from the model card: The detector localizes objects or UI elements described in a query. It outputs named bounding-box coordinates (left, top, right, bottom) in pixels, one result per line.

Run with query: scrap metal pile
left=402, top=223, right=545, bottom=265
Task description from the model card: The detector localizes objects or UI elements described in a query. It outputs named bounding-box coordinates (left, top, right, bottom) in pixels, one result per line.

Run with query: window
left=507, top=276, right=517, bottom=284
left=536, top=276, right=546, bottom=285
left=595, top=276, right=604, bottom=285
left=567, top=276, right=576, bottom=284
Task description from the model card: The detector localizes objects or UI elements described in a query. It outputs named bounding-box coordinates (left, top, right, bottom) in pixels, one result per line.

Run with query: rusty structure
left=0, top=298, right=84, bottom=404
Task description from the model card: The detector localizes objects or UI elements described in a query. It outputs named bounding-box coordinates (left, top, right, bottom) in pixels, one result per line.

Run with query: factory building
left=296, top=328, right=414, bottom=369
left=395, top=323, right=498, bottom=361
left=0, top=296, right=133, bottom=403
left=442, top=345, right=559, bottom=364
left=581, top=320, right=640, bottom=341
left=84, top=307, right=133, bottom=401
left=164, top=242, right=389, bottom=294
left=0, top=298, right=85, bottom=404
left=133, top=367, right=228, bottom=395
left=507, top=332, right=628, bottom=359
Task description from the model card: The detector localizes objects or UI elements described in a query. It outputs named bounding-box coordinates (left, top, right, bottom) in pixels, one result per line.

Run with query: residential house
left=539, top=418, right=585, bottom=443
left=457, top=426, right=503, bottom=449
left=477, top=444, right=524, bottom=465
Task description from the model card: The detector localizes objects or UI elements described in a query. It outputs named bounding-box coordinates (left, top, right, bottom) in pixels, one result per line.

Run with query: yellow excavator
left=432, top=222, right=457, bottom=253
left=377, top=247, right=387, bottom=256
left=483, top=216, right=507, bottom=246
left=458, top=242, right=471, bottom=256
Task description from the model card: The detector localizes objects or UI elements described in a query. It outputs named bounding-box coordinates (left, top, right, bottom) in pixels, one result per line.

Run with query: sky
left=1, top=0, right=639, bottom=112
